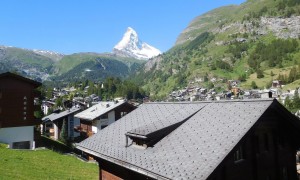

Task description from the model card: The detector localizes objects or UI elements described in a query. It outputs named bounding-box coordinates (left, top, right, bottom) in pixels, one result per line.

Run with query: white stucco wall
left=92, top=123, right=99, bottom=134
left=92, top=110, right=116, bottom=133
left=0, top=126, right=34, bottom=149
left=107, top=111, right=115, bottom=125
left=54, top=123, right=58, bottom=140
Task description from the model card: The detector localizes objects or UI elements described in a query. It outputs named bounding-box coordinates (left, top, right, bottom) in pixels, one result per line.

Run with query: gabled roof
left=126, top=104, right=204, bottom=141
left=42, top=107, right=81, bottom=122
left=0, top=72, right=41, bottom=87
left=76, top=99, right=298, bottom=179
left=74, top=100, right=127, bottom=121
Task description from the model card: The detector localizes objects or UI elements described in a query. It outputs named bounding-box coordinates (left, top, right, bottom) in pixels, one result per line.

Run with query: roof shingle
left=77, top=100, right=274, bottom=179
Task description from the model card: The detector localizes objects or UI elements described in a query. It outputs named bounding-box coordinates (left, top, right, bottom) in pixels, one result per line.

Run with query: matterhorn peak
left=113, top=27, right=161, bottom=60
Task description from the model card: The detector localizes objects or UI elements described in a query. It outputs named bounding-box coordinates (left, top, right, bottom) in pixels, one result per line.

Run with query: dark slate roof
left=76, top=100, right=275, bottom=179
left=42, top=107, right=81, bottom=122
left=127, top=103, right=204, bottom=137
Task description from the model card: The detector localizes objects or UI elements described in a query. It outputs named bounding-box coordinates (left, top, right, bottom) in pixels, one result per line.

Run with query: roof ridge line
left=145, top=99, right=274, bottom=104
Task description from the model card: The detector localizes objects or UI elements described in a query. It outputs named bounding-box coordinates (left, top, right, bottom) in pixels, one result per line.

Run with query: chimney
left=268, top=91, right=272, bottom=98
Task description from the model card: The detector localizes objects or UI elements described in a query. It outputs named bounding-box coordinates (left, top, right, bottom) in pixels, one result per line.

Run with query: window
left=282, top=167, right=288, bottom=180
left=12, top=141, right=30, bottom=149
left=254, top=135, right=260, bottom=154
left=234, top=146, right=244, bottom=162
left=264, top=133, right=269, bottom=151
left=121, top=112, right=127, bottom=117
left=100, top=113, right=108, bottom=119
left=101, top=125, right=108, bottom=129
left=133, top=138, right=146, bottom=146
left=24, top=101, right=27, bottom=105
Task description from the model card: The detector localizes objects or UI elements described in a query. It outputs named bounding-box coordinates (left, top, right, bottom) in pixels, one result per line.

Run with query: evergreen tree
left=55, top=97, right=63, bottom=109
left=59, top=119, right=68, bottom=144
left=256, top=69, right=264, bottom=78
left=288, top=67, right=297, bottom=83
left=285, top=96, right=292, bottom=109
left=251, top=81, right=258, bottom=89
left=293, top=88, right=300, bottom=109
left=46, top=88, right=53, bottom=100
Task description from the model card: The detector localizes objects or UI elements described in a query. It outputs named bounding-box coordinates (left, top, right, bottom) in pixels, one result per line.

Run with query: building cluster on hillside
left=40, top=85, right=137, bottom=143
left=169, top=79, right=299, bottom=105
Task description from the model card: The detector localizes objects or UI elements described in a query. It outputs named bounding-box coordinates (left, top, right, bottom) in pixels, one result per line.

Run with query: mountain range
left=0, top=27, right=160, bottom=83
left=2, top=0, right=300, bottom=99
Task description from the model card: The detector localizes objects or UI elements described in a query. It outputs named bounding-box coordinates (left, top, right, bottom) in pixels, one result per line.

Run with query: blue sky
left=0, top=0, right=245, bottom=54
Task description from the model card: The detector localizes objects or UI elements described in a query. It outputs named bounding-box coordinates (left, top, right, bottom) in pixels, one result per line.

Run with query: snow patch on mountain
left=113, top=27, right=161, bottom=60
left=33, top=49, right=64, bottom=61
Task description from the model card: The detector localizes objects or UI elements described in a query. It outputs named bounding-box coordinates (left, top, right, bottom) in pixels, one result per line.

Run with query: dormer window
left=125, top=134, right=148, bottom=149
left=125, top=108, right=200, bottom=149
left=234, top=146, right=244, bottom=162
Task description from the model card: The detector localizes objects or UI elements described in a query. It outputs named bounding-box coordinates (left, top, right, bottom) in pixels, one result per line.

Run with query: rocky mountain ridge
left=113, top=27, right=161, bottom=60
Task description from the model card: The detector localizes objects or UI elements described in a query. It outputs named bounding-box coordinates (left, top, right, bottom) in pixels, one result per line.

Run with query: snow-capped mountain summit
left=113, top=27, right=161, bottom=60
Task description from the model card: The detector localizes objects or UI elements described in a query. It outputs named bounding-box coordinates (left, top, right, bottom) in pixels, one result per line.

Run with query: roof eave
left=76, top=145, right=171, bottom=180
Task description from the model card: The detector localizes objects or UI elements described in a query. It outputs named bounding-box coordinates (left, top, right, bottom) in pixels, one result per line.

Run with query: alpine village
left=3, top=0, right=300, bottom=179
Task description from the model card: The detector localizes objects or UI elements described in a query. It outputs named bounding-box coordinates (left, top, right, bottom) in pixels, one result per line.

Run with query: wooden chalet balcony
left=75, top=125, right=94, bottom=138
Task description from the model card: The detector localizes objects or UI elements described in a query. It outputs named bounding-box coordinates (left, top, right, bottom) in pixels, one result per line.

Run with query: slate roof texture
left=76, top=100, right=274, bottom=180
left=127, top=103, right=205, bottom=137
left=74, top=100, right=126, bottom=121
left=42, top=107, right=81, bottom=122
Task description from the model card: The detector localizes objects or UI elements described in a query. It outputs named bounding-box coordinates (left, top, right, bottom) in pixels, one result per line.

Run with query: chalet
left=41, top=100, right=55, bottom=115
left=272, top=80, right=283, bottom=88
left=41, top=107, right=81, bottom=141
left=76, top=99, right=300, bottom=180
left=0, top=72, right=41, bottom=149
left=74, top=100, right=136, bottom=139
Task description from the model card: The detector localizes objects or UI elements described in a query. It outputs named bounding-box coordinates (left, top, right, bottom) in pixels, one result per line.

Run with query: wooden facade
left=0, top=72, right=41, bottom=149
left=0, top=72, right=41, bottom=128
left=207, top=107, right=300, bottom=180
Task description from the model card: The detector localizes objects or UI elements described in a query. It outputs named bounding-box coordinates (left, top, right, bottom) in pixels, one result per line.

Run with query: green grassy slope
left=0, top=144, right=98, bottom=179
left=54, top=53, right=144, bottom=82
left=2, top=47, right=54, bottom=68
left=132, top=0, right=300, bottom=99
left=55, top=53, right=144, bottom=75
